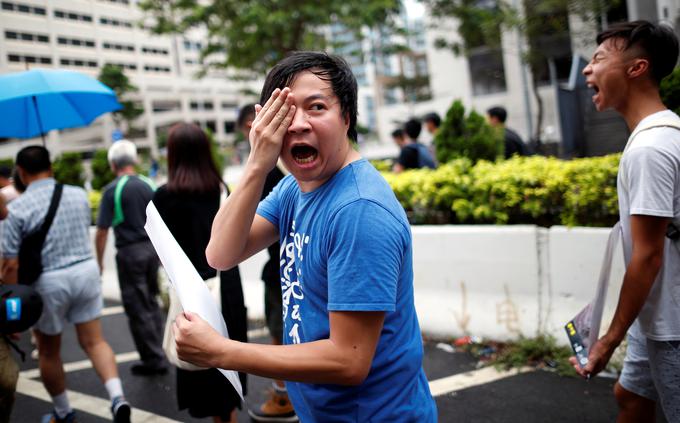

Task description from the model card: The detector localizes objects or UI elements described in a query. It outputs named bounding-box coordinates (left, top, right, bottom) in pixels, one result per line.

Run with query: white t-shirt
left=618, top=109, right=680, bottom=340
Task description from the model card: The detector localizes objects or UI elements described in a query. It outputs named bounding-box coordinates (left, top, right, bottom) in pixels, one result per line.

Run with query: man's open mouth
left=587, top=83, right=600, bottom=94
left=291, top=145, right=318, bottom=164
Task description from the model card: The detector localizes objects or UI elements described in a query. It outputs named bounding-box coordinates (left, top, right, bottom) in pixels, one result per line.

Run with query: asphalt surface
left=9, top=299, right=651, bottom=423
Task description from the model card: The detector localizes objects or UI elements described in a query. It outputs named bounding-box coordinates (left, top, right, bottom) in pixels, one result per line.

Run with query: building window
left=60, top=58, right=98, bottom=68
left=5, top=30, right=49, bottom=44
left=99, top=16, right=132, bottom=28
left=2, top=1, right=45, bottom=15
left=102, top=41, right=135, bottom=52
left=468, top=47, right=507, bottom=95
left=144, top=65, right=171, bottom=73
left=223, top=121, right=235, bottom=134
left=105, top=62, right=137, bottom=71
left=57, top=36, right=96, bottom=48
left=8, top=53, right=52, bottom=64
left=54, top=9, right=92, bottom=23
left=141, top=46, right=169, bottom=55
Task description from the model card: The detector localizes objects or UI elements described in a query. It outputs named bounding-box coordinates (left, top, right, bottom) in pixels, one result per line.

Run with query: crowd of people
left=0, top=18, right=677, bottom=423
left=389, top=105, right=534, bottom=173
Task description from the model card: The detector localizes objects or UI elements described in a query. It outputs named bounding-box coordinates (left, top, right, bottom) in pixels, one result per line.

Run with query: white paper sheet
left=144, top=202, right=243, bottom=399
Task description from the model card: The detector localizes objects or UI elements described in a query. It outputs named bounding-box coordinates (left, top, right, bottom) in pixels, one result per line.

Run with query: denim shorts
left=619, top=321, right=680, bottom=422
left=33, top=258, right=103, bottom=335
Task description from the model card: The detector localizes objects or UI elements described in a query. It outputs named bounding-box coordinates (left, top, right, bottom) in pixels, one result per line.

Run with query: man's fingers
left=254, top=104, right=262, bottom=115
left=255, top=88, right=280, bottom=121
left=256, top=88, right=290, bottom=127
left=273, top=105, right=296, bottom=138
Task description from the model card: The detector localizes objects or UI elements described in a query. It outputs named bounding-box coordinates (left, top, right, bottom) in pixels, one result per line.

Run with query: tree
left=424, top=0, right=623, bottom=142
left=90, top=149, right=116, bottom=191
left=661, top=67, right=680, bottom=116
left=98, top=64, right=144, bottom=134
left=434, top=100, right=503, bottom=164
left=53, top=152, right=85, bottom=187
left=138, top=0, right=404, bottom=76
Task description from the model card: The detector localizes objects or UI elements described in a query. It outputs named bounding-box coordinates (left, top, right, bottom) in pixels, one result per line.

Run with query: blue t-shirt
left=257, top=159, right=436, bottom=422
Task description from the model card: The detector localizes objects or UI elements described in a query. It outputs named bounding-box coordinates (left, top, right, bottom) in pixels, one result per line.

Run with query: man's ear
left=627, top=58, right=650, bottom=79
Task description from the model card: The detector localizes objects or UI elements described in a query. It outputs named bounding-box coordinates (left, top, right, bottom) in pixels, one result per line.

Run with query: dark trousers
left=116, top=240, right=167, bottom=368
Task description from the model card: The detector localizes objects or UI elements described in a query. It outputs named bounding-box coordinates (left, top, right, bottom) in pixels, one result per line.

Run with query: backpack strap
left=112, top=175, right=156, bottom=227
left=624, top=117, right=680, bottom=153
left=41, top=183, right=63, bottom=235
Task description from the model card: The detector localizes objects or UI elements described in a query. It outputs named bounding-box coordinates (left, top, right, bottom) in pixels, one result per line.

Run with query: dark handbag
left=18, top=183, right=63, bottom=285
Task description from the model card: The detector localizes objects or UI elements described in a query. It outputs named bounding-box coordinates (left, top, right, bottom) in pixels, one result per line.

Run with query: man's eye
left=310, top=104, right=325, bottom=111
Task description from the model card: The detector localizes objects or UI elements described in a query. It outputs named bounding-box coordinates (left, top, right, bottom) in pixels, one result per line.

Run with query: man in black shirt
left=487, top=106, right=531, bottom=159
left=392, top=118, right=436, bottom=173
left=96, top=140, right=168, bottom=376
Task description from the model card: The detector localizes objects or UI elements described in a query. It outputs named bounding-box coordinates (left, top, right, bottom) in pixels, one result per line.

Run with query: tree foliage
left=98, top=64, right=144, bottom=132
left=138, top=0, right=403, bottom=75
left=53, top=152, right=85, bottom=187
left=433, top=100, right=503, bottom=164
left=661, top=67, right=680, bottom=116
left=90, top=149, right=115, bottom=191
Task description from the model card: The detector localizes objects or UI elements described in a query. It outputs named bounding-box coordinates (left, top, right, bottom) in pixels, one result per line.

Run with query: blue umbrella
left=0, top=68, right=122, bottom=143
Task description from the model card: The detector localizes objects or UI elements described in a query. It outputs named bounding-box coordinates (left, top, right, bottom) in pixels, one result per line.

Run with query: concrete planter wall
left=99, top=224, right=625, bottom=345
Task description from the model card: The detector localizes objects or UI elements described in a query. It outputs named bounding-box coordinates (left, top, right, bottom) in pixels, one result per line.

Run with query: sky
left=404, top=0, right=425, bottom=19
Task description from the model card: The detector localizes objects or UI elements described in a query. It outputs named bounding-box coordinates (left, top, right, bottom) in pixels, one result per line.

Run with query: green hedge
left=382, top=154, right=620, bottom=227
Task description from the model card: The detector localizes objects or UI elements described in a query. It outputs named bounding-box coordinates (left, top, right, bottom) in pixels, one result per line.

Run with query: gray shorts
left=33, top=258, right=103, bottom=335
left=619, top=321, right=680, bottom=422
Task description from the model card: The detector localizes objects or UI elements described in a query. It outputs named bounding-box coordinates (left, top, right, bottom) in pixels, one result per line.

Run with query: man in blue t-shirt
left=173, top=52, right=437, bottom=422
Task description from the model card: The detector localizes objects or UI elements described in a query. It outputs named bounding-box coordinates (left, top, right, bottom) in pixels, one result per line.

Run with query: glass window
left=34, top=6, right=45, bottom=15
left=8, top=54, right=21, bottom=62
left=468, top=47, right=507, bottom=95
left=40, top=56, right=51, bottom=64
left=37, top=35, right=49, bottom=43
left=5, top=31, right=18, bottom=39
left=2, top=3, right=14, bottom=11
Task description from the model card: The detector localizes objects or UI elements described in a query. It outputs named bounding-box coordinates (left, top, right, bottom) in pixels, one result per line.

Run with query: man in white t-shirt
left=575, top=21, right=680, bottom=422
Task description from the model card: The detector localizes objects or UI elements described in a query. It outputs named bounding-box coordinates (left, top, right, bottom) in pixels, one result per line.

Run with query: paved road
left=11, top=300, right=634, bottom=423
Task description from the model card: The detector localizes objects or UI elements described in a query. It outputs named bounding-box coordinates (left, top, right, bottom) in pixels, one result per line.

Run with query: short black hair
left=403, top=118, right=422, bottom=140
left=391, top=128, right=404, bottom=139
left=260, top=52, right=358, bottom=142
left=596, top=20, right=679, bottom=84
left=0, top=166, right=12, bottom=179
left=237, top=103, right=256, bottom=130
left=423, top=112, right=441, bottom=127
left=487, top=106, right=507, bottom=123
left=16, top=146, right=50, bottom=175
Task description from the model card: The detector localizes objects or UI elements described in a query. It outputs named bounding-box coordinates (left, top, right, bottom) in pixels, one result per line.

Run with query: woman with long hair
left=153, top=122, right=247, bottom=423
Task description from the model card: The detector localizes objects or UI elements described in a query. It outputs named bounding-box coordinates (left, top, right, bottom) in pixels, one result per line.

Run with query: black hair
left=0, top=166, right=12, bottom=179
left=166, top=122, right=223, bottom=194
left=403, top=118, right=422, bottom=140
left=391, top=128, right=405, bottom=139
left=16, top=145, right=50, bottom=175
left=487, top=106, right=507, bottom=123
left=260, top=51, right=358, bottom=142
left=596, top=20, right=679, bottom=84
left=423, top=112, right=441, bottom=128
left=237, top=103, right=256, bottom=130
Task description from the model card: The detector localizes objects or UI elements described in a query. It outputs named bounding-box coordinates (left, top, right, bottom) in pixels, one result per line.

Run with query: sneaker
left=111, top=396, right=131, bottom=423
left=41, top=410, right=76, bottom=423
left=248, top=389, right=298, bottom=422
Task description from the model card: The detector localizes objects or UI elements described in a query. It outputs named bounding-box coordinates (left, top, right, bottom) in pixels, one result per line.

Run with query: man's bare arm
left=2, top=258, right=18, bottom=284
left=175, top=310, right=384, bottom=385
left=95, top=227, right=108, bottom=274
left=206, top=88, right=295, bottom=269
left=575, top=214, right=668, bottom=377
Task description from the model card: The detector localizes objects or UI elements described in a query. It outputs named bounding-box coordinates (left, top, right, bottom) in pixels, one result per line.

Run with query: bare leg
left=34, top=331, right=65, bottom=396
left=212, top=409, right=237, bottom=423
left=615, top=382, right=655, bottom=423
left=75, top=319, right=117, bottom=382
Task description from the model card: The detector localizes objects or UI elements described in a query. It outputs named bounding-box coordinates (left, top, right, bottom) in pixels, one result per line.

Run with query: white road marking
left=429, top=365, right=534, bottom=397
left=20, top=351, right=140, bottom=379
left=101, top=306, right=125, bottom=316
left=16, top=376, right=181, bottom=423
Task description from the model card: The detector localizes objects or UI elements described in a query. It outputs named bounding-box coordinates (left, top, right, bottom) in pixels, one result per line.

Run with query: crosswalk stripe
left=101, top=305, right=125, bottom=316
left=16, top=376, right=181, bottom=423
left=429, top=366, right=533, bottom=396
left=20, top=351, right=140, bottom=379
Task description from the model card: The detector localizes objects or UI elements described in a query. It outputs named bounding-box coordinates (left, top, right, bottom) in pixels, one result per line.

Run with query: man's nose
left=583, top=63, right=592, bottom=75
left=288, top=108, right=310, bottom=133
